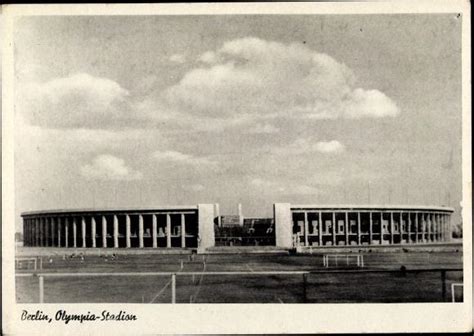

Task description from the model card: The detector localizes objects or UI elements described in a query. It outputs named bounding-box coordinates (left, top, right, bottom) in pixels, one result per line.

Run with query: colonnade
left=291, top=210, right=452, bottom=247
left=22, top=211, right=197, bottom=248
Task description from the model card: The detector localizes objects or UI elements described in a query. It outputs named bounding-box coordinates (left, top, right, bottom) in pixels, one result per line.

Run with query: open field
left=15, top=251, right=463, bottom=303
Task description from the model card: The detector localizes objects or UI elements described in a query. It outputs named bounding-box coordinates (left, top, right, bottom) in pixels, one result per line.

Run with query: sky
left=13, top=14, right=463, bottom=230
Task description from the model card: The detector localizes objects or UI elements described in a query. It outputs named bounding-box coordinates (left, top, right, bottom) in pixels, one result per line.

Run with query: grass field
left=15, top=251, right=463, bottom=303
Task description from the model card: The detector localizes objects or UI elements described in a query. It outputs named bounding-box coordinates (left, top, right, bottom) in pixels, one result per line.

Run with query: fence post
left=39, top=275, right=44, bottom=303
left=171, top=274, right=176, bottom=304
left=441, top=270, right=446, bottom=302
left=302, top=273, right=308, bottom=303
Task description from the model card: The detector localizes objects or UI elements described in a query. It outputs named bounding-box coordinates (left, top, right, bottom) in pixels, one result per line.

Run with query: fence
left=16, top=268, right=462, bottom=304
left=15, top=257, right=41, bottom=271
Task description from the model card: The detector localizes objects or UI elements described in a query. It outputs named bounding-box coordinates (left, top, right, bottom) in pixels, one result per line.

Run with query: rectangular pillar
left=198, top=204, right=216, bottom=253
left=36, top=218, right=40, bottom=246
left=126, top=214, right=131, bottom=248
left=152, top=214, right=158, bottom=248
left=304, top=212, right=309, bottom=247
left=102, top=216, right=107, bottom=248
left=344, top=212, right=349, bottom=245
left=369, top=212, right=373, bottom=244
left=73, top=217, right=77, bottom=248
left=357, top=212, right=361, bottom=245
left=399, top=212, right=404, bottom=244
left=91, top=217, right=97, bottom=248
left=427, top=213, right=432, bottom=242
left=81, top=217, right=87, bottom=248
left=415, top=212, right=419, bottom=243
left=57, top=218, right=61, bottom=247
left=407, top=212, right=412, bottom=243
left=181, top=213, right=186, bottom=248
left=332, top=212, right=336, bottom=246
left=166, top=214, right=171, bottom=248
left=380, top=213, right=384, bottom=245
left=421, top=213, right=426, bottom=243
left=274, top=203, right=293, bottom=248
left=113, top=215, right=119, bottom=248
left=390, top=212, right=394, bottom=244
left=318, top=212, right=322, bottom=247
left=65, top=218, right=69, bottom=248
left=139, top=214, right=144, bottom=248
left=447, top=214, right=452, bottom=241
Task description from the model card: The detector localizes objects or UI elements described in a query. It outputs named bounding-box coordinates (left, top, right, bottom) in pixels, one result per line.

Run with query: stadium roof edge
left=289, top=204, right=455, bottom=212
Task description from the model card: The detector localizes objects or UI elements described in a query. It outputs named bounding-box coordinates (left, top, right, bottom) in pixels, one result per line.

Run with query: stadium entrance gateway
left=22, top=203, right=453, bottom=253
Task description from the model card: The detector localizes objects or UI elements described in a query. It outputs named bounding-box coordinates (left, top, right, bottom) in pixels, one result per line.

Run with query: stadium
left=21, top=203, right=454, bottom=252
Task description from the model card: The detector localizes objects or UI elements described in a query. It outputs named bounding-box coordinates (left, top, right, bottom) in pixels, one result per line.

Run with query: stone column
left=399, top=212, right=404, bottom=244
left=181, top=213, right=186, bottom=248
left=380, top=213, right=384, bottom=245
left=152, top=214, right=158, bottom=248
left=274, top=203, right=292, bottom=248
left=102, top=216, right=107, bottom=248
left=57, top=218, right=62, bottom=247
left=415, top=212, right=419, bottom=243
left=166, top=214, right=172, bottom=248
left=447, top=214, right=452, bottom=241
left=421, top=213, right=426, bottom=243
left=390, top=212, right=394, bottom=244
left=427, top=213, right=432, bottom=242
left=318, top=212, right=322, bottom=246
left=442, top=215, right=447, bottom=241
left=113, top=215, right=119, bottom=248
left=139, top=214, right=144, bottom=248
left=331, top=212, right=336, bottom=246
left=91, top=216, right=97, bottom=248
left=407, top=212, right=412, bottom=243
left=73, top=217, right=77, bottom=248
left=126, top=214, right=131, bottom=248
left=304, top=212, right=309, bottom=247
left=81, top=217, right=87, bottom=247
left=369, top=212, right=373, bottom=244
left=344, top=212, right=349, bottom=246
left=65, top=218, right=69, bottom=248
left=357, top=212, right=361, bottom=245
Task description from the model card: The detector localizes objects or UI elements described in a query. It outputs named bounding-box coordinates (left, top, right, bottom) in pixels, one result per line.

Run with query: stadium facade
left=21, top=203, right=454, bottom=252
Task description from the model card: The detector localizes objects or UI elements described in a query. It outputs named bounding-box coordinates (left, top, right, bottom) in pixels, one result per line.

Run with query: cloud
left=151, top=150, right=218, bottom=168
left=18, top=73, right=130, bottom=129
left=80, top=154, right=143, bottom=181
left=169, top=54, right=186, bottom=64
left=198, top=51, right=217, bottom=64
left=314, top=140, right=345, bottom=153
left=158, top=37, right=399, bottom=126
left=273, top=138, right=345, bottom=156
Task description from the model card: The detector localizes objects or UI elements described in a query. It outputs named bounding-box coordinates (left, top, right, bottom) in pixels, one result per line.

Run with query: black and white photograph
left=2, top=2, right=472, bottom=334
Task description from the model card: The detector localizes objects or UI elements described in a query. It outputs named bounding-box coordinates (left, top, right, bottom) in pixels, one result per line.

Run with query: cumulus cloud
left=151, top=150, right=218, bottom=168
left=169, top=54, right=186, bottom=64
left=273, top=138, right=345, bottom=156
left=18, top=73, right=130, bottom=129
left=314, top=140, right=345, bottom=153
left=198, top=51, right=217, bottom=64
left=159, top=37, right=399, bottom=125
left=80, top=154, right=143, bottom=181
